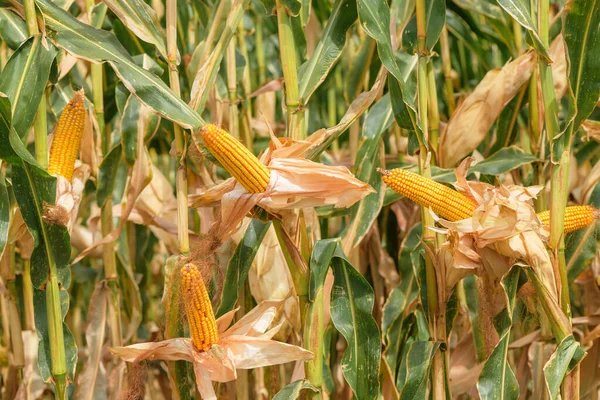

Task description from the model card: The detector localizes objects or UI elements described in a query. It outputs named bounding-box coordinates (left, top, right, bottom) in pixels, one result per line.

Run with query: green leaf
left=33, top=288, right=78, bottom=382
left=398, top=341, right=440, bottom=398
left=317, top=239, right=380, bottom=399
left=477, top=267, right=521, bottom=399
left=12, top=165, right=72, bottom=288
left=0, top=35, right=57, bottom=139
left=495, top=0, right=550, bottom=60
left=103, top=0, right=168, bottom=58
left=563, top=0, right=600, bottom=133
left=297, top=0, right=357, bottom=103
left=343, top=94, right=392, bottom=249
left=35, top=0, right=203, bottom=130
left=97, top=144, right=124, bottom=207
left=401, top=0, right=446, bottom=52
left=273, top=379, right=319, bottom=399
left=120, top=95, right=160, bottom=166
left=472, top=146, right=537, bottom=175
left=344, top=37, right=376, bottom=102
left=0, top=169, right=8, bottom=259
left=215, top=219, right=271, bottom=317
left=0, top=9, right=28, bottom=50
left=544, top=335, right=585, bottom=399
left=446, top=11, right=490, bottom=70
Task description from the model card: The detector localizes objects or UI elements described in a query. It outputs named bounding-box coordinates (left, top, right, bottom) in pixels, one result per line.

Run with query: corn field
left=0, top=0, right=599, bottom=398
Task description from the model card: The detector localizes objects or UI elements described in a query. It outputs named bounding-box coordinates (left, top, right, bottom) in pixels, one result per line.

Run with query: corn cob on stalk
left=381, top=168, right=600, bottom=233
left=48, top=90, right=86, bottom=182
left=200, top=124, right=270, bottom=193
left=181, top=264, right=219, bottom=351
left=537, top=205, right=599, bottom=233
left=380, top=168, right=478, bottom=221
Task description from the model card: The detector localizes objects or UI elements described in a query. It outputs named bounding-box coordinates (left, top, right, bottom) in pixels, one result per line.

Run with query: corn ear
left=537, top=205, right=599, bottom=233
left=200, top=124, right=270, bottom=193
left=48, top=90, right=86, bottom=182
left=181, top=263, right=219, bottom=351
left=380, top=168, right=478, bottom=221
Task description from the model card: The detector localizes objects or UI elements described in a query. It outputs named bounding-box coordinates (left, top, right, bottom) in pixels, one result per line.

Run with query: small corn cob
left=380, top=168, right=478, bottom=221
left=537, top=205, right=599, bottom=233
left=181, top=263, right=219, bottom=352
left=200, top=124, right=270, bottom=193
left=48, top=90, right=86, bottom=182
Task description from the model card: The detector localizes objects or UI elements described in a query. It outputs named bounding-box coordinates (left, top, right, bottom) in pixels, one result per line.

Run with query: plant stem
left=166, top=1, right=193, bottom=396
left=85, top=0, right=123, bottom=353
left=276, top=1, right=304, bottom=139
left=226, top=40, right=240, bottom=139
left=416, top=0, right=447, bottom=397
left=23, top=1, right=67, bottom=396
left=237, top=22, right=253, bottom=149
left=440, top=26, right=455, bottom=116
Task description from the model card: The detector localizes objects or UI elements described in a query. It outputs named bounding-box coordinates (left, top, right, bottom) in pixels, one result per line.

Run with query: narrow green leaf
left=495, top=0, right=550, bottom=59
left=563, top=0, right=600, bottom=133
left=0, top=9, right=28, bottom=50
left=35, top=0, right=203, bottom=130
left=0, top=169, right=8, bottom=259
left=120, top=95, right=160, bottom=166
left=544, top=335, right=585, bottom=400
left=273, top=380, right=319, bottom=399
left=97, top=144, right=124, bottom=207
left=402, top=0, right=446, bottom=52
left=33, top=288, right=78, bottom=382
left=215, top=220, right=271, bottom=317
left=0, top=35, right=57, bottom=139
left=326, top=240, right=381, bottom=399
left=398, top=341, right=440, bottom=398
left=297, top=0, right=357, bottom=103
left=343, top=94, right=392, bottom=249
left=104, top=0, right=168, bottom=58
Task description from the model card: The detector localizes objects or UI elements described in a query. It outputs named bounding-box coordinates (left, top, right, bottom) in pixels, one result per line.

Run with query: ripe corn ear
left=200, top=124, right=270, bottom=193
left=181, top=263, right=218, bottom=351
left=537, top=205, right=599, bottom=233
left=48, top=90, right=86, bottom=182
left=380, top=168, right=478, bottom=221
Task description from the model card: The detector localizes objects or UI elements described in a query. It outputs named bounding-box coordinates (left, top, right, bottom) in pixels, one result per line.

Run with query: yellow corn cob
left=48, top=89, right=86, bottom=182
left=537, top=205, right=599, bottom=233
left=181, top=263, right=219, bottom=352
left=380, top=168, right=479, bottom=221
left=200, top=124, right=270, bottom=193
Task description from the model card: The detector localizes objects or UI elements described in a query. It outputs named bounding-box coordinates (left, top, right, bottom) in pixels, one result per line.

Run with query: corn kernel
left=381, top=168, right=478, bottom=221
left=48, top=90, right=86, bottom=182
left=200, top=124, right=270, bottom=193
left=537, top=205, right=598, bottom=233
left=181, top=264, right=218, bottom=352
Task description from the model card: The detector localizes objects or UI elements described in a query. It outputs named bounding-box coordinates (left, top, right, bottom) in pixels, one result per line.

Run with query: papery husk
left=438, top=52, right=536, bottom=168
left=583, top=120, right=600, bottom=143
left=550, top=35, right=568, bottom=100
left=14, top=331, right=44, bottom=400
left=232, top=220, right=301, bottom=341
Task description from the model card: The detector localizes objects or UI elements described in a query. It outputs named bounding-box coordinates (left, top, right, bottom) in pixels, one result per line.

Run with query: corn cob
left=181, top=263, right=219, bottom=352
left=48, top=90, right=86, bottom=182
left=537, top=205, right=599, bottom=233
left=200, top=124, right=270, bottom=193
left=380, top=168, right=478, bottom=221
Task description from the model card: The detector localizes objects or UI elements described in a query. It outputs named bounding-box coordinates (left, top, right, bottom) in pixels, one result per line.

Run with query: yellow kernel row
left=48, top=89, right=86, bottom=182
left=181, top=263, right=219, bottom=352
left=200, top=124, right=270, bottom=193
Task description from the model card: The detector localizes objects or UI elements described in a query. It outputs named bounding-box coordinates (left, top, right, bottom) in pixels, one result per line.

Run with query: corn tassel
left=537, top=205, right=599, bottom=233
left=48, top=90, right=86, bottom=182
left=380, top=168, right=478, bottom=222
left=200, top=124, right=270, bottom=193
left=181, top=264, right=218, bottom=351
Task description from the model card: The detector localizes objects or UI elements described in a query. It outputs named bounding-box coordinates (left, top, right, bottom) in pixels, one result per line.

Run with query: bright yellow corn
left=181, top=263, right=218, bottom=352
left=48, top=90, right=86, bottom=182
left=381, top=168, right=479, bottom=222
left=537, top=205, right=599, bottom=233
left=200, top=124, right=270, bottom=193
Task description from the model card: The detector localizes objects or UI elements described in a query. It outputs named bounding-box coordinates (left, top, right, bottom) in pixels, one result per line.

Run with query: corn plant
left=0, top=0, right=599, bottom=398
